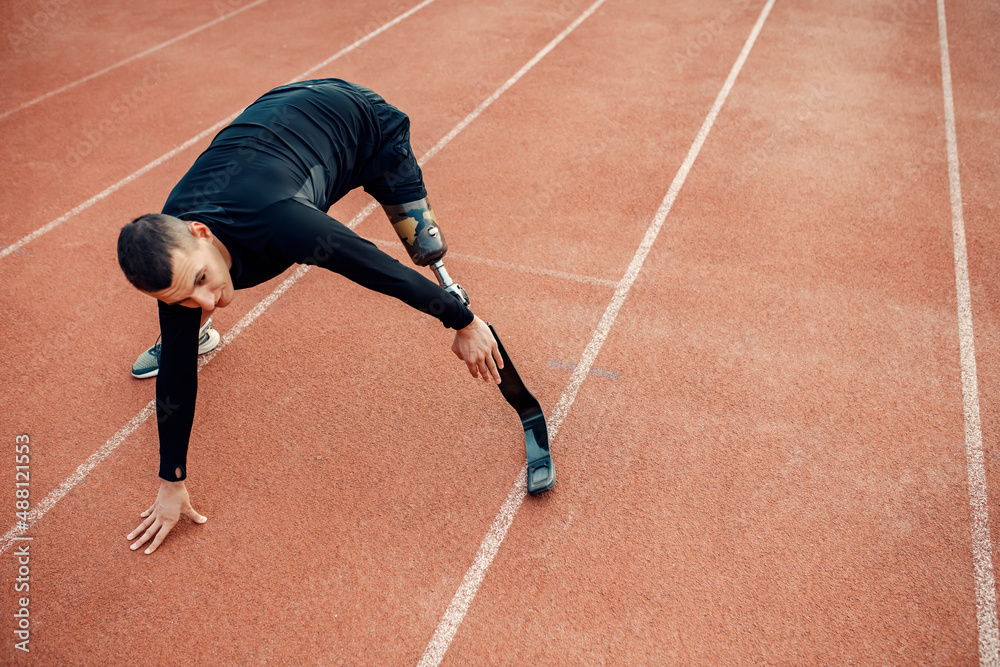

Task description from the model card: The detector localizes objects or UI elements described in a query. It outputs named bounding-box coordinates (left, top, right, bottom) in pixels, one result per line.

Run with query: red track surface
left=1, top=0, right=998, bottom=663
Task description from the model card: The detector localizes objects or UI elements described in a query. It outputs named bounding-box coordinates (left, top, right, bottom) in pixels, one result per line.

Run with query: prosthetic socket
left=382, top=198, right=470, bottom=307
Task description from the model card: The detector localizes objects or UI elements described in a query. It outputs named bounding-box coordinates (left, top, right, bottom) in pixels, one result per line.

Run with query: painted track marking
left=368, top=237, right=619, bottom=288
left=936, top=0, right=1000, bottom=663
left=417, top=0, right=778, bottom=664
left=0, top=0, right=620, bottom=555
left=0, top=0, right=269, bottom=121
left=0, top=0, right=442, bottom=261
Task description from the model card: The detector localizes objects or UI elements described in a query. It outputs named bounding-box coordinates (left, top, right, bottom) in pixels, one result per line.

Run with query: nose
left=192, top=288, right=215, bottom=312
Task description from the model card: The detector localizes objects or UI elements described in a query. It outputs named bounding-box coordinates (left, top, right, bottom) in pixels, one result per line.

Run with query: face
left=147, top=222, right=234, bottom=312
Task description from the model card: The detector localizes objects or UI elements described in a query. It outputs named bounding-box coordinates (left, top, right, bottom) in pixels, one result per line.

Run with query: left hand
left=126, top=479, right=207, bottom=555
left=452, top=315, right=503, bottom=384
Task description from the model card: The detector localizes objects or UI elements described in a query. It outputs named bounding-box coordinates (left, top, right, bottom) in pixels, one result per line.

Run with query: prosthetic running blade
left=488, top=324, right=555, bottom=495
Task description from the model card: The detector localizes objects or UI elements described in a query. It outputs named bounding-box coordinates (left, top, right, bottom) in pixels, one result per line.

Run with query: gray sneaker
left=131, top=325, right=221, bottom=379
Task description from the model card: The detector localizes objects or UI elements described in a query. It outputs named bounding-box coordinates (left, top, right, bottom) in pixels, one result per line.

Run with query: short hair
left=117, top=213, right=195, bottom=292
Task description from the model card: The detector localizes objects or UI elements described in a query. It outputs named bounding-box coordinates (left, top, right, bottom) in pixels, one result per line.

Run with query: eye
left=197, top=273, right=206, bottom=284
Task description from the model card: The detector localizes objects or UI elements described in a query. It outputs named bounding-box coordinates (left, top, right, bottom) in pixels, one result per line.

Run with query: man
left=117, top=79, right=502, bottom=555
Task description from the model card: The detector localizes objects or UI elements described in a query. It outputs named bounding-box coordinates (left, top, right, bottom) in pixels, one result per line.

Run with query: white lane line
left=0, top=0, right=269, bottom=121
left=0, top=114, right=238, bottom=261
left=0, top=264, right=310, bottom=555
left=292, top=0, right=438, bottom=82
left=0, top=0, right=441, bottom=262
left=368, top=237, right=619, bottom=288
left=447, top=251, right=619, bottom=288
left=416, top=0, right=778, bottom=663
left=196, top=266, right=312, bottom=370
left=0, top=0, right=609, bottom=555
left=936, top=1, right=1000, bottom=663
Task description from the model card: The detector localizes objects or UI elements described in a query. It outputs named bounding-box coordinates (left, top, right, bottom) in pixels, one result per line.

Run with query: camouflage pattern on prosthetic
left=382, top=198, right=447, bottom=267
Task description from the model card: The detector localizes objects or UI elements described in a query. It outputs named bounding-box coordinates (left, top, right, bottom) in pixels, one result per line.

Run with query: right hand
left=452, top=315, right=503, bottom=384
left=127, top=480, right=207, bottom=555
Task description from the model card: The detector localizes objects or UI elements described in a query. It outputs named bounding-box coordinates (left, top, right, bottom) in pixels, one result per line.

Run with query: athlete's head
left=117, top=213, right=234, bottom=312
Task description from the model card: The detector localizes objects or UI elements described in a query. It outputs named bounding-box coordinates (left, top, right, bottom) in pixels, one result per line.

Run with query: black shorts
left=350, top=83, right=427, bottom=206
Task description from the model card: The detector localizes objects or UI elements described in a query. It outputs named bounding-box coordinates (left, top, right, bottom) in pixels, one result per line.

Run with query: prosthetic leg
left=382, top=199, right=555, bottom=495
left=488, top=323, right=555, bottom=494
left=382, top=198, right=469, bottom=306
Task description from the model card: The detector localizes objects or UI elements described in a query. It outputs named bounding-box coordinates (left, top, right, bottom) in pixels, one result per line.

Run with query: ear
left=189, top=221, right=213, bottom=241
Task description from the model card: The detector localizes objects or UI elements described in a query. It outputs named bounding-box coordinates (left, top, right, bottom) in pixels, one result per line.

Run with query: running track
left=2, top=0, right=999, bottom=663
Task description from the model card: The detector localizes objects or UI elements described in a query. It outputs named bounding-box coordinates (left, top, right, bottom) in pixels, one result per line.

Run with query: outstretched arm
left=263, top=198, right=476, bottom=330
left=126, top=301, right=207, bottom=555
left=155, top=300, right=201, bottom=481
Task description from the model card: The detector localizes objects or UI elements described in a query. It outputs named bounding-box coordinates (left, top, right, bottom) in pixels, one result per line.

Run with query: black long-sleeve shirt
left=154, top=79, right=473, bottom=481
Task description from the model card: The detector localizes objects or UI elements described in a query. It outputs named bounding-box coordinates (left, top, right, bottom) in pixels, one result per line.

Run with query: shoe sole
left=199, top=328, right=220, bottom=354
